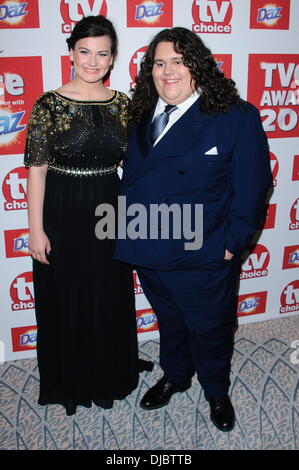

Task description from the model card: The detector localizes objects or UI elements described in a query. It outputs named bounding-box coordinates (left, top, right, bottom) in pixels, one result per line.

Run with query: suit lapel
left=136, top=112, right=152, bottom=157
left=129, top=99, right=215, bottom=180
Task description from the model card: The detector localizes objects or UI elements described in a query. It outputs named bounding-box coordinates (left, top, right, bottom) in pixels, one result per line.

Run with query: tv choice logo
left=136, top=308, right=158, bottom=334
left=247, top=54, right=299, bottom=139
left=282, top=245, right=299, bottom=270
left=292, top=155, right=299, bottom=181
left=133, top=271, right=144, bottom=295
left=280, top=280, right=299, bottom=314
left=270, top=151, right=279, bottom=186
left=237, top=291, right=267, bottom=318
left=129, top=46, right=148, bottom=89
left=250, top=0, right=290, bottom=30
left=192, top=0, right=233, bottom=34
left=127, top=0, right=173, bottom=28
left=10, top=271, right=34, bottom=311
left=4, top=228, right=29, bottom=258
left=11, top=325, right=37, bottom=352
left=60, top=0, right=108, bottom=33
left=289, top=198, right=299, bottom=231
left=0, top=0, right=39, bottom=29
left=2, top=166, right=28, bottom=211
left=260, top=203, right=276, bottom=230
left=240, top=244, right=270, bottom=280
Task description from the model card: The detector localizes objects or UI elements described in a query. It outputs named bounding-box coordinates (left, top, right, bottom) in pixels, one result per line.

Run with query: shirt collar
left=155, top=90, right=201, bottom=115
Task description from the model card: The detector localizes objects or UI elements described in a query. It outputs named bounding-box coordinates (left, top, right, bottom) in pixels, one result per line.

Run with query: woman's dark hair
left=66, top=15, right=118, bottom=57
left=129, top=27, right=240, bottom=122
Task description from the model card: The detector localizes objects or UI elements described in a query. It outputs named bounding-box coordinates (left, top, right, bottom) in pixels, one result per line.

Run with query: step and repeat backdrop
left=0, top=0, right=298, bottom=361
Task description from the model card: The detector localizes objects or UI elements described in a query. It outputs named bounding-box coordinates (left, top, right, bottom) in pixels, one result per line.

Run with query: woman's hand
left=28, top=230, right=51, bottom=265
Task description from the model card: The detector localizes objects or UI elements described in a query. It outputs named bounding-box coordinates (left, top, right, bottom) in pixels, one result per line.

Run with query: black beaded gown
left=24, top=90, right=151, bottom=415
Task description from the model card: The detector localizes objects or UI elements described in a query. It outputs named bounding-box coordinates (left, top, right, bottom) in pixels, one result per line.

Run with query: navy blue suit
left=115, top=98, right=272, bottom=396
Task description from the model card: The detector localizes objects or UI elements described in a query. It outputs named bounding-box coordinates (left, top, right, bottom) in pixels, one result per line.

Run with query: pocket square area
left=204, top=146, right=218, bottom=155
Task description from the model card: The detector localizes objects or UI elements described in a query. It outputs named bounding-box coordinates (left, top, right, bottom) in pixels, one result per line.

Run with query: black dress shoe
left=140, top=376, right=192, bottom=410
left=204, top=392, right=235, bottom=432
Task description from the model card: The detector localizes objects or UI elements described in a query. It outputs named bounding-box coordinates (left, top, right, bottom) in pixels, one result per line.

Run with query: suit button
left=127, top=183, right=132, bottom=189
left=162, top=197, right=169, bottom=202
left=178, top=170, right=185, bottom=175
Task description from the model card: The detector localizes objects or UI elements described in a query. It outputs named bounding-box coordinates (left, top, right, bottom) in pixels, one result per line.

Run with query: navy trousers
left=137, top=258, right=240, bottom=397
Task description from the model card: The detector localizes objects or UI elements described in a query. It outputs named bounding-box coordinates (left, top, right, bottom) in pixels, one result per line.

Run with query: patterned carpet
left=0, top=316, right=298, bottom=451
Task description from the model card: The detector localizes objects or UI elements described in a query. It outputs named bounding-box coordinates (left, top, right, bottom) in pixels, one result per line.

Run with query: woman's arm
left=27, top=165, right=51, bottom=265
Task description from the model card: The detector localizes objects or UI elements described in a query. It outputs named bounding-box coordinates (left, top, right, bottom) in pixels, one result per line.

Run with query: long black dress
left=24, top=90, right=149, bottom=415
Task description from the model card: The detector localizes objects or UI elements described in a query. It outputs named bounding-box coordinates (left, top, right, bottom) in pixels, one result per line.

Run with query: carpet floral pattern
left=0, top=316, right=298, bottom=450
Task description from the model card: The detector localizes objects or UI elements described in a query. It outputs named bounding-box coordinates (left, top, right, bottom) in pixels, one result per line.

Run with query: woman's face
left=70, top=35, right=113, bottom=84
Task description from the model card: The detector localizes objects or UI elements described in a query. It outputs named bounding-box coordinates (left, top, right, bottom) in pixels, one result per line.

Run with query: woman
left=24, top=15, right=152, bottom=416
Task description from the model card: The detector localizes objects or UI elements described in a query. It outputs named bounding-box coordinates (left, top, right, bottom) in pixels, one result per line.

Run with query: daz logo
left=2, top=167, right=28, bottom=211
left=10, top=271, right=34, bottom=311
left=289, top=198, right=299, bottom=231
left=60, top=0, right=108, bottom=33
left=280, top=280, right=299, bottom=314
left=11, top=325, right=37, bottom=352
left=250, top=0, right=290, bottom=30
left=282, top=245, right=299, bottom=270
left=0, top=0, right=39, bottom=29
left=136, top=308, right=158, bottom=334
left=127, top=0, right=173, bottom=28
left=0, top=70, right=26, bottom=149
left=237, top=291, right=267, bottom=317
left=192, top=0, right=233, bottom=34
left=4, top=228, right=29, bottom=258
left=240, top=244, right=270, bottom=280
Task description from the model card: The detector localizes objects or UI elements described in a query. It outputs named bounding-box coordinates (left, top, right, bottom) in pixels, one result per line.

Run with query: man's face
left=152, top=41, right=194, bottom=105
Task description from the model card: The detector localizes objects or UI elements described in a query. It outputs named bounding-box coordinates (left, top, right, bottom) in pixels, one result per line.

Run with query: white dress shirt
left=152, top=91, right=200, bottom=146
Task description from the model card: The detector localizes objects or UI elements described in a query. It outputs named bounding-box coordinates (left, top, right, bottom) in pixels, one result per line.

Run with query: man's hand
left=224, top=249, right=234, bottom=260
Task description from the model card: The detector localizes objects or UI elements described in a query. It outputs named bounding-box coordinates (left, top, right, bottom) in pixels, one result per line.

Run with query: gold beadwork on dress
left=24, top=90, right=129, bottom=169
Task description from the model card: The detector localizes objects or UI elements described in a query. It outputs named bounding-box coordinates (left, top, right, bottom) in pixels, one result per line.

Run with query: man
left=115, top=27, right=272, bottom=432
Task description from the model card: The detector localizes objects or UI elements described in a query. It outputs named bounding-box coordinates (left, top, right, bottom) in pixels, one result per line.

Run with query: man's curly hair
left=129, top=27, right=240, bottom=123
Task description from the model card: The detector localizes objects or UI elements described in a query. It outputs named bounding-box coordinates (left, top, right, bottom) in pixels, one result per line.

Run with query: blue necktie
left=149, top=104, right=178, bottom=145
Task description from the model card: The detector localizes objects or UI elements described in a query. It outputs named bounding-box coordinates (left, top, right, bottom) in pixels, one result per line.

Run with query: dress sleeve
left=117, top=92, right=129, bottom=128
left=24, top=95, right=54, bottom=167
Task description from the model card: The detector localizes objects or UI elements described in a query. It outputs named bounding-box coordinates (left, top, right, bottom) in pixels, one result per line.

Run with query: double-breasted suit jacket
left=115, top=99, right=272, bottom=269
